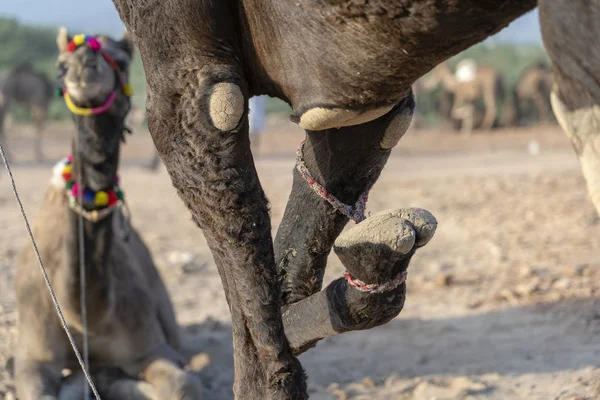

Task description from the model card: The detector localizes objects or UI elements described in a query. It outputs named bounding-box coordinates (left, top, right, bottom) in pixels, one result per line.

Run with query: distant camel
left=424, top=60, right=506, bottom=135
left=0, top=63, right=54, bottom=162
left=511, top=61, right=554, bottom=126
left=411, top=78, right=456, bottom=131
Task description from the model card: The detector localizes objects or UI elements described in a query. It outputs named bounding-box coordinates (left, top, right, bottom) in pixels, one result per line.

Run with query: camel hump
left=455, top=58, right=478, bottom=82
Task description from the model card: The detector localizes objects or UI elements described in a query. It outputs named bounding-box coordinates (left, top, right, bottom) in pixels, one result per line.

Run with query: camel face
left=56, top=28, right=133, bottom=107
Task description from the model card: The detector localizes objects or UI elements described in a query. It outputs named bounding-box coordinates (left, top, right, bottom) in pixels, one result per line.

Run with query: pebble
left=436, top=273, right=454, bottom=287
left=553, top=278, right=571, bottom=290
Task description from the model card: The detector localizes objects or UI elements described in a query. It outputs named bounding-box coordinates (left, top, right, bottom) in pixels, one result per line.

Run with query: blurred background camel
left=0, top=62, right=53, bottom=162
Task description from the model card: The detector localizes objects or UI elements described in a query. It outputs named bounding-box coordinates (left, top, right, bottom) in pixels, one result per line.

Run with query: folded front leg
left=16, top=359, right=63, bottom=400
left=275, top=95, right=416, bottom=306
left=283, top=208, right=437, bottom=354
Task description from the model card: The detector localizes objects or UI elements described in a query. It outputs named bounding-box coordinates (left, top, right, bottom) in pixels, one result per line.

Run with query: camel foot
left=143, top=358, right=203, bottom=400
left=283, top=208, right=437, bottom=353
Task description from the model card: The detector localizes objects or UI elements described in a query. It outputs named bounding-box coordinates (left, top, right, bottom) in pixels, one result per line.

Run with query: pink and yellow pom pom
left=94, top=191, right=109, bottom=207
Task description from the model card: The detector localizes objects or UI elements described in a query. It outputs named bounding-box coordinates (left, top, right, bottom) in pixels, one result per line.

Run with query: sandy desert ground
left=0, top=118, right=599, bottom=399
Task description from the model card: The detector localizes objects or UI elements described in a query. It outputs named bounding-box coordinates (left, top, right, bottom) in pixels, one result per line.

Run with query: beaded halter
left=57, top=34, right=133, bottom=116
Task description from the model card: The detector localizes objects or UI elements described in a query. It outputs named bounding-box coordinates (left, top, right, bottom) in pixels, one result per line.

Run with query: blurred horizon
left=1, top=4, right=542, bottom=44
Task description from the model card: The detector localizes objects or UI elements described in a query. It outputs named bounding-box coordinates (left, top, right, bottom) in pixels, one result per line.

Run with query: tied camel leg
left=272, top=96, right=437, bottom=353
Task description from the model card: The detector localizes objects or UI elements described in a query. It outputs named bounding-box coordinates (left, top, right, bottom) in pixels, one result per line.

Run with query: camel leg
left=147, top=148, right=161, bottom=171
left=532, top=92, right=551, bottom=124
left=540, top=0, right=600, bottom=215
left=58, top=370, right=158, bottom=400
left=112, top=3, right=305, bottom=397
left=283, top=208, right=436, bottom=354
left=0, top=107, right=12, bottom=163
left=15, top=359, right=62, bottom=400
left=32, top=106, right=46, bottom=162
left=481, top=87, right=497, bottom=131
left=275, top=96, right=415, bottom=306
left=120, top=344, right=201, bottom=400
left=274, top=98, right=433, bottom=355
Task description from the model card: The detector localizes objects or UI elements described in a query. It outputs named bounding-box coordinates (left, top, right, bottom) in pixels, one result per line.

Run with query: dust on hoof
left=334, top=208, right=437, bottom=253
left=298, top=104, right=394, bottom=131
left=333, top=208, right=437, bottom=284
left=208, top=83, right=244, bottom=131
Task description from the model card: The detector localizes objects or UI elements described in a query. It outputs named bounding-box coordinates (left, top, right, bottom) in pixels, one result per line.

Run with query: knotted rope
left=295, top=140, right=368, bottom=223
left=344, top=270, right=408, bottom=294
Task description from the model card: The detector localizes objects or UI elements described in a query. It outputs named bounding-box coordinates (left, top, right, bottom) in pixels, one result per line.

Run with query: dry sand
left=0, top=119, right=599, bottom=399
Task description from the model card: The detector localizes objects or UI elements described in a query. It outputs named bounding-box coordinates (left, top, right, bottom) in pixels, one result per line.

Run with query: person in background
left=249, top=95, right=266, bottom=156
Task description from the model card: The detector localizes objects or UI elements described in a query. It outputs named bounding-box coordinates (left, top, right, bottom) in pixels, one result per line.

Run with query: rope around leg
left=295, top=140, right=369, bottom=223
left=344, top=270, right=408, bottom=294
left=0, top=143, right=102, bottom=400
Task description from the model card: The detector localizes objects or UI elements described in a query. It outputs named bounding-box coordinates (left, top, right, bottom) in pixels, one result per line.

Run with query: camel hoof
left=333, top=208, right=437, bottom=283
left=158, top=372, right=203, bottom=400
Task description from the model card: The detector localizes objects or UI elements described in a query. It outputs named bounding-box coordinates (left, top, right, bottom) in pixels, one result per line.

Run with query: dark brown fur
left=108, top=2, right=600, bottom=399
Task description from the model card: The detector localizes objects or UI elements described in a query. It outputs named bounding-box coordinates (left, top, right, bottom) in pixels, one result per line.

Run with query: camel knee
left=208, top=82, right=244, bottom=131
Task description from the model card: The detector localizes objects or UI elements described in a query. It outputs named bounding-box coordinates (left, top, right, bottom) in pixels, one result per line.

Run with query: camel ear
left=57, top=26, right=71, bottom=53
left=119, top=31, right=135, bottom=59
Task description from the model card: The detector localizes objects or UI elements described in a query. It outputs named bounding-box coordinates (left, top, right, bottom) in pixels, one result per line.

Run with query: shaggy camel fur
left=423, top=60, right=505, bottom=134
left=14, top=29, right=202, bottom=399
left=109, top=1, right=600, bottom=398
left=0, top=63, right=54, bottom=162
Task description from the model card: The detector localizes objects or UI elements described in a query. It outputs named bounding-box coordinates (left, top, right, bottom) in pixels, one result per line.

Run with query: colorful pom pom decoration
left=61, top=156, right=123, bottom=210
left=67, top=35, right=102, bottom=53
left=60, top=34, right=133, bottom=116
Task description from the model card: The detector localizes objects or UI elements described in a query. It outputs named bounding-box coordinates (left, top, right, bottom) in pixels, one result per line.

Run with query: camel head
left=56, top=27, right=134, bottom=107
left=56, top=27, right=135, bottom=191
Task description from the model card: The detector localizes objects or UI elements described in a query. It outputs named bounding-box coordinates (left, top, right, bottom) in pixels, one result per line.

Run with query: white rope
left=76, top=153, right=91, bottom=400
left=0, top=143, right=102, bottom=399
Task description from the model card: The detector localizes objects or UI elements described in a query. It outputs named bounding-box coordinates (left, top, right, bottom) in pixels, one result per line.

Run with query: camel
left=511, top=61, right=554, bottom=126
left=423, top=59, right=506, bottom=135
left=108, top=1, right=600, bottom=398
left=14, top=29, right=203, bottom=399
left=0, top=63, right=54, bottom=162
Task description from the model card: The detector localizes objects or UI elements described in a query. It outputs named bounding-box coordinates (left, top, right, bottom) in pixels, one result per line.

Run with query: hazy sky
left=1, top=2, right=542, bottom=44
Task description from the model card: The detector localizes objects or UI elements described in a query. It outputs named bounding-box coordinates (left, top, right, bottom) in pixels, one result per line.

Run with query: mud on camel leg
left=112, top=7, right=305, bottom=400
left=273, top=95, right=436, bottom=353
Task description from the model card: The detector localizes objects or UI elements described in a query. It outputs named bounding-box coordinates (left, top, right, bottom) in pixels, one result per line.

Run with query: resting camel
left=0, top=63, right=54, bottom=162
left=107, top=1, right=600, bottom=398
left=423, top=59, right=506, bottom=134
left=511, top=61, right=554, bottom=126
left=15, top=30, right=203, bottom=399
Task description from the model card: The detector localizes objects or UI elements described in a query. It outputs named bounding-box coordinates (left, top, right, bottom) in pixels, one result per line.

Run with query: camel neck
left=70, top=112, right=123, bottom=193
left=63, top=112, right=124, bottom=313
